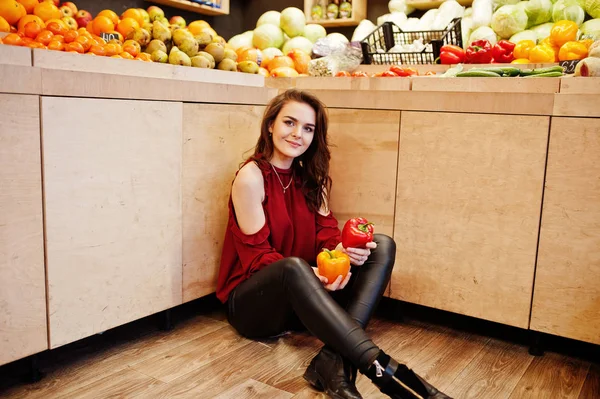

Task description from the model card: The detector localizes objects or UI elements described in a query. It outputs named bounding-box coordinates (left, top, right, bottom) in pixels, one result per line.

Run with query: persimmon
left=47, top=39, right=64, bottom=50
left=75, top=34, right=91, bottom=51
left=23, top=21, right=43, bottom=39
left=63, top=29, right=78, bottom=43
left=88, top=44, right=106, bottom=56
left=46, top=20, right=67, bottom=35
left=64, top=40, right=83, bottom=53
left=34, top=29, right=53, bottom=45
left=104, top=42, right=121, bottom=56
left=119, top=51, right=133, bottom=59
left=3, top=32, right=23, bottom=46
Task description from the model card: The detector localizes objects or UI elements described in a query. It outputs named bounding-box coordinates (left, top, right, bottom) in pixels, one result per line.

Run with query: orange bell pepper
left=529, top=45, right=557, bottom=63
left=511, top=58, right=531, bottom=64
left=514, top=40, right=536, bottom=60
left=316, top=249, right=350, bottom=283
left=558, top=41, right=588, bottom=61
left=578, top=39, right=594, bottom=50
left=550, top=20, right=578, bottom=48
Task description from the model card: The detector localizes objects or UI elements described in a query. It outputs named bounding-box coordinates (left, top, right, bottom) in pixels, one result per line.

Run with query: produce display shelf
left=145, top=0, right=229, bottom=16
left=304, top=0, right=366, bottom=27
left=406, top=0, right=473, bottom=10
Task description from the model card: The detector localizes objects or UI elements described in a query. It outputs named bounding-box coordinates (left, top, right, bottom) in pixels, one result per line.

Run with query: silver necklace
left=271, top=163, right=293, bottom=194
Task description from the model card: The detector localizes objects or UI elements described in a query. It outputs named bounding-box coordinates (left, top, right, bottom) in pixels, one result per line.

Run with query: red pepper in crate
left=492, top=40, right=516, bottom=63
left=465, top=39, right=493, bottom=64
left=389, top=65, right=419, bottom=76
left=439, top=45, right=465, bottom=64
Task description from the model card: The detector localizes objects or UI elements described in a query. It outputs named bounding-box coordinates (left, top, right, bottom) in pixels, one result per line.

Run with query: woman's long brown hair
left=249, top=89, right=332, bottom=213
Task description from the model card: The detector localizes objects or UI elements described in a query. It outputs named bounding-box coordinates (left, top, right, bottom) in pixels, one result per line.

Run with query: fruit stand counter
left=2, top=45, right=599, bottom=368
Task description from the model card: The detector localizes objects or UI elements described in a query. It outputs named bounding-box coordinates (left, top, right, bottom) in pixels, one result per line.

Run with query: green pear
left=145, top=39, right=167, bottom=55
left=151, top=49, right=168, bottom=63
left=223, top=48, right=237, bottom=62
left=152, top=20, right=171, bottom=42
left=179, top=37, right=199, bottom=57
left=191, top=55, right=211, bottom=68
left=217, top=58, right=237, bottom=72
left=197, top=51, right=215, bottom=68
left=237, top=60, right=259, bottom=74
left=172, top=28, right=194, bottom=46
left=169, top=46, right=191, bottom=66
left=205, top=43, right=225, bottom=63
left=194, top=32, right=212, bottom=48
left=132, top=28, right=151, bottom=47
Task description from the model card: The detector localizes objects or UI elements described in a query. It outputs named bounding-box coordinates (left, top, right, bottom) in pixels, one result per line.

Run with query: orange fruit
left=23, top=21, right=42, bottom=38
left=64, top=40, right=83, bottom=53
left=187, top=20, right=210, bottom=35
left=88, top=44, right=106, bottom=56
left=52, top=34, right=63, bottom=42
left=17, top=0, right=39, bottom=14
left=97, top=9, right=118, bottom=25
left=0, top=0, right=26, bottom=25
left=63, top=29, right=77, bottom=42
left=45, top=20, right=67, bottom=35
left=92, top=15, right=113, bottom=35
left=0, top=16, right=12, bottom=33
left=47, top=39, right=64, bottom=50
left=92, top=35, right=106, bottom=45
left=110, top=54, right=122, bottom=59
left=21, top=36, right=34, bottom=45
left=33, top=1, right=60, bottom=22
left=136, top=52, right=151, bottom=61
left=121, top=8, right=143, bottom=25
left=18, top=15, right=45, bottom=31
left=104, top=42, right=120, bottom=56
left=3, top=32, right=23, bottom=45
left=27, top=41, right=45, bottom=48
left=75, top=34, right=91, bottom=51
left=116, top=17, right=138, bottom=38
left=119, top=51, right=133, bottom=59
left=34, top=29, right=53, bottom=45
left=122, top=43, right=138, bottom=57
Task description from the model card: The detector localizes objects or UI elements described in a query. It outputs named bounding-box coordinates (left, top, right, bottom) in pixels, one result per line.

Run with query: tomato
left=381, top=71, right=398, bottom=77
left=389, top=65, right=418, bottom=76
left=351, top=71, right=369, bottom=77
left=335, top=71, right=351, bottom=77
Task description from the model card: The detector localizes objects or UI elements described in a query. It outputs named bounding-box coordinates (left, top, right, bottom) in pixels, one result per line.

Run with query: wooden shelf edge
left=145, top=0, right=229, bottom=16
left=307, top=18, right=361, bottom=27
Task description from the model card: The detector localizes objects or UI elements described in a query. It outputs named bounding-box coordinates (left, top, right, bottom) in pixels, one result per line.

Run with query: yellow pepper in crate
left=559, top=41, right=588, bottom=61
left=514, top=40, right=536, bottom=59
left=529, top=45, right=557, bottom=63
left=512, top=58, right=531, bottom=64
left=578, top=39, right=594, bottom=50
left=550, top=20, right=578, bottom=48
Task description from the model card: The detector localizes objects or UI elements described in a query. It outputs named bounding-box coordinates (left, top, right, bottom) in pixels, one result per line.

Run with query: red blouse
left=216, top=160, right=341, bottom=303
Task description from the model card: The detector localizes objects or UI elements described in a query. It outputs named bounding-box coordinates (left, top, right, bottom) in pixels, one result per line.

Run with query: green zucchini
left=522, top=71, right=564, bottom=77
left=456, top=70, right=502, bottom=77
left=467, top=67, right=521, bottom=77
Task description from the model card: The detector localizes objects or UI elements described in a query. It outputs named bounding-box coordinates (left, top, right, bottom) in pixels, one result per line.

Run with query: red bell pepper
left=492, top=40, right=516, bottom=63
left=439, top=45, right=465, bottom=64
left=389, top=65, right=419, bottom=76
left=465, top=39, right=493, bottom=64
left=341, top=217, right=374, bottom=248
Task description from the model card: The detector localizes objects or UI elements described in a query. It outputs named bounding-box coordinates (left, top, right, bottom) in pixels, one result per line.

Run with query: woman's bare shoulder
left=232, top=161, right=264, bottom=201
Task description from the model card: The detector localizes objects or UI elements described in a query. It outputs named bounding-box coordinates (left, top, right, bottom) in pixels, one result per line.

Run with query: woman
left=216, top=89, right=450, bottom=399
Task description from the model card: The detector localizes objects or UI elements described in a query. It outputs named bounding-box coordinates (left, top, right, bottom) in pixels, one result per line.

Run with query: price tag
left=559, top=59, right=580, bottom=74
left=101, top=32, right=120, bottom=42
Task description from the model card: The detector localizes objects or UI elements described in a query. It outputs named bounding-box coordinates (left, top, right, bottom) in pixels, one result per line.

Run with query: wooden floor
left=1, top=298, right=598, bottom=399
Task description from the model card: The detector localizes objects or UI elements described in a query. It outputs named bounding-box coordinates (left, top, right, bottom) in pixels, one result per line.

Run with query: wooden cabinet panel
left=392, top=111, right=548, bottom=328
left=328, top=109, right=401, bottom=237
left=182, top=104, right=264, bottom=303
left=531, top=117, right=600, bottom=345
left=0, top=94, right=47, bottom=366
left=42, top=97, right=183, bottom=348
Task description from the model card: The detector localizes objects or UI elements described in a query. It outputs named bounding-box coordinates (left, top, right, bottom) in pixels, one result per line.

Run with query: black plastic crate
left=360, top=18, right=463, bottom=65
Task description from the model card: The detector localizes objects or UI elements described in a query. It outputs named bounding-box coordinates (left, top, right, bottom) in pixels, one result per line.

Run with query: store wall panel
left=0, top=94, right=47, bottom=366
left=531, top=117, right=600, bottom=345
left=182, top=103, right=263, bottom=302
left=392, top=111, right=549, bottom=328
left=43, top=97, right=183, bottom=349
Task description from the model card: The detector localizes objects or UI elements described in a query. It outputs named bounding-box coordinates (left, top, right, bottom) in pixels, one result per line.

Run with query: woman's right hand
left=312, top=267, right=352, bottom=291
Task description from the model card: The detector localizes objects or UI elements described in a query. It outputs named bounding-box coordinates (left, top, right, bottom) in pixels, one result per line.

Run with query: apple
left=147, top=6, right=164, bottom=22
left=60, top=5, right=73, bottom=18
left=138, top=8, right=150, bottom=23
left=75, top=10, right=92, bottom=28
left=169, top=16, right=186, bottom=28
left=62, top=16, right=77, bottom=30
left=62, top=2, right=78, bottom=14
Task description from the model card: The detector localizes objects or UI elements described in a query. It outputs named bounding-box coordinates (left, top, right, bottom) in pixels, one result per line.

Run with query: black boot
left=365, top=351, right=452, bottom=399
left=303, top=346, right=363, bottom=399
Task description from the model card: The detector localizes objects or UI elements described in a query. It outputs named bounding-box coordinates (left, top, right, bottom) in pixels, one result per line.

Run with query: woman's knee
left=373, top=234, right=396, bottom=255
left=277, top=256, right=315, bottom=280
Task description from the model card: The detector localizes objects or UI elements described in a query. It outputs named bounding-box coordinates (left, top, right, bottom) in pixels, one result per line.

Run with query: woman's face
left=269, top=101, right=316, bottom=166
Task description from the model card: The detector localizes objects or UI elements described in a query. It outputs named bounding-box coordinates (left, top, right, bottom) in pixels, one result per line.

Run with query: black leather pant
left=227, top=233, right=396, bottom=372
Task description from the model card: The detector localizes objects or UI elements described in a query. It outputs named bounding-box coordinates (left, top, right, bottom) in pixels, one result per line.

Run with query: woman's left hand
left=335, top=241, right=377, bottom=266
